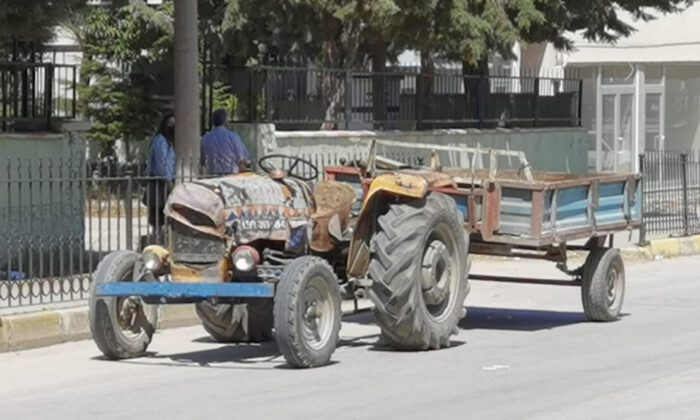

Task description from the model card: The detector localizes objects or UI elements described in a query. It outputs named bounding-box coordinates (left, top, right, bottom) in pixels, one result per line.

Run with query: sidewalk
left=2, top=234, right=699, bottom=353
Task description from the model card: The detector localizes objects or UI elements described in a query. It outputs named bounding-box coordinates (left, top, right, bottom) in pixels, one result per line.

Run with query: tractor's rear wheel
left=89, top=251, right=158, bottom=359
left=369, top=192, right=470, bottom=350
left=195, top=300, right=273, bottom=343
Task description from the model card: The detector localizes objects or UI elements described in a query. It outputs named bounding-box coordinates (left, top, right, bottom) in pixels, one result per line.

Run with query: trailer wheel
left=274, top=256, right=341, bottom=368
left=89, top=251, right=158, bottom=359
left=369, top=192, right=470, bottom=350
left=195, top=300, right=273, bottom=343
left=581, top=247, right=625, bottom=322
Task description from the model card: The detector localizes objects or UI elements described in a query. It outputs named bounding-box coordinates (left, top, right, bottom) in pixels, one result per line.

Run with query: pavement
left=1, top=256, right=699, bottom=419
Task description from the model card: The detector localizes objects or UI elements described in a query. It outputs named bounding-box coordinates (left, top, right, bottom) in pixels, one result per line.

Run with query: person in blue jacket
left=145, top=113, right=175, bottom=230
left=201, top=109, right=250, bottom=175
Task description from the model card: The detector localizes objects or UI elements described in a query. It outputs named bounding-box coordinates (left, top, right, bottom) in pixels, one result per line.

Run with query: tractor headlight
left=143, top=252, right=162, bottom=272
left=142, top=245, right=169, bottom=273
left=232, top=246, right=259, bottom=272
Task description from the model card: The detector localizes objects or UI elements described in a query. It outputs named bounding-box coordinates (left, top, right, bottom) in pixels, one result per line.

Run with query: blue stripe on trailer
left=95, top=282, right=275, bottom=299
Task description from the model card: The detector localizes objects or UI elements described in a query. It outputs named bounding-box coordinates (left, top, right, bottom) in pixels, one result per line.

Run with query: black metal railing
left=0, top=148, right=431, bottom=310
left=201, top=65, right=582, bottom=132
left=0, top=62, right=78, bottom=132
left=640, top=150, right=700, bottom=243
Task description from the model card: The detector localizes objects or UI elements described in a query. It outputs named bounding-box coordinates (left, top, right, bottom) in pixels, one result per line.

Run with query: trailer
left=332, top=139, right=641, bottom=323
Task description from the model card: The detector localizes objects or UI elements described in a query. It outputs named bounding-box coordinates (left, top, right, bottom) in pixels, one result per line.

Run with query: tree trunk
left=462, top=59, right=488, bottom=127
left=371, top=41, right=387, bottom=130
left=419, top=51, right=435, bottom=129
left=320, top=71, right=345, bottom=130
left=173, top=0, right=200, bottom=177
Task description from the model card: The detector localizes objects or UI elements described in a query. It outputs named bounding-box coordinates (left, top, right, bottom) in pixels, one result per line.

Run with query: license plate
left=238, top=217, right=286, bottom=232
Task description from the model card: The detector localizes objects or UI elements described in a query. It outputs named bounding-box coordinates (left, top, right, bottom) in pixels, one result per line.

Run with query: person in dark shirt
left=145, top=113, right=175, bottom=232
left=201, top=109, right=250, bottom=176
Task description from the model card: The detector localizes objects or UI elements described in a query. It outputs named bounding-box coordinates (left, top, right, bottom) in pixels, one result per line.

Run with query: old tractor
left=89, top=152, right=470, bottom=368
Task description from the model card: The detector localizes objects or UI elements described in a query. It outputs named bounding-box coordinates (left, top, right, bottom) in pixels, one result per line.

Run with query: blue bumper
left=95, top=282, right=275, bottom=301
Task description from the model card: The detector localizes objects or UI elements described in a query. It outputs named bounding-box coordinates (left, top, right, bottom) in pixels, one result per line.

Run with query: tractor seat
left=310, top=181, right=357, bottom=252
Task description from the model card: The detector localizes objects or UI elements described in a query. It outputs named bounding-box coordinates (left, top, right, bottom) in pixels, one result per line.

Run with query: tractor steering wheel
left=258, top=154, right=320, bottom=182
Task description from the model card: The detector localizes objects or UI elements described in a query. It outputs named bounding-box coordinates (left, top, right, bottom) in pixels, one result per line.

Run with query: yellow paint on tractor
left=363, top=173, right=428, bottom=204
left=346, top=173, right=429, bottom=278
left=142, top=245, right=171, bottom=262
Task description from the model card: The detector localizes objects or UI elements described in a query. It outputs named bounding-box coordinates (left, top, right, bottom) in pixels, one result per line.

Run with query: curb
left=644, top=235, right=700, bottom=259
left=0, top=299, right=373, bottom=353
left=470, top=235, right=700, bottom=264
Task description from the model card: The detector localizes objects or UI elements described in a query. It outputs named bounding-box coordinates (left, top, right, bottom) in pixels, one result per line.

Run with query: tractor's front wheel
left=89, top=251, right=158, bottom=359
left=369, top=192, right=470, bottom=350
left=274, top=256, right=342, bottom=368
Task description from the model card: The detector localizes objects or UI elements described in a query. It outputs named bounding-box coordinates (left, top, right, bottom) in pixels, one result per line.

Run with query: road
left=1, top=256, right=699, bottom=420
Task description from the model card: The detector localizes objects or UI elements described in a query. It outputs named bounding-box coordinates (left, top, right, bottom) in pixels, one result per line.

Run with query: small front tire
left=274, top=256, right=342, bottom=368
left=89, top=251, right=158, bottom=359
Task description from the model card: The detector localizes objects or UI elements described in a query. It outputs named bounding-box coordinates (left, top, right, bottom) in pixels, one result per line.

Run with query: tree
left=510, top=0, right=693, bottom=49
left=0, top=0, right=86, bottom=59
left=76, top=0, right=174, bottom=157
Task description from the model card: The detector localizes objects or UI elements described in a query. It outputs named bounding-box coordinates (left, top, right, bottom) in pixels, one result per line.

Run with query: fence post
left=415, top=73, right=423, bottom=130
left=478, top=74, right=486, bottom=129
left=532, top=77, right=540, bottom=127
left=577, top=79, right=584, bottom=127
left=344, top=69, right=352, bottom=130
left=638, top=153, right=647, bottom=245
left=249, top=68, right=255, bottom=122
left=681, top=153, right=690, bottom=237
left=125, top=169, right=134, bottom=251
left=71, top=66, right=78, bottom=118
left=44, top=63, right=54, bottom=130
left=265, top=68, right=272, bottom=123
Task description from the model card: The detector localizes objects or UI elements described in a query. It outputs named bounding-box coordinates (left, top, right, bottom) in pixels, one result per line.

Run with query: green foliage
left=77, top=1, right=174, bottom=156
left=210, top=82, right=238, bottom=118
left=0, top=0, right=86, bottom=43
left=72, top=0, right=693, bottom=146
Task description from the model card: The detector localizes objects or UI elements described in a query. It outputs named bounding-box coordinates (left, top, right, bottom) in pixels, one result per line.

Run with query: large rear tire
left=369, top=192, right=470, bottom=350
left=89, top=251, right=158, bottom=359
left=274, top=256, right=342, bottom=368
left=195, top=300, right=273, bottom=343
left=581, top=247, right=625, bottom=322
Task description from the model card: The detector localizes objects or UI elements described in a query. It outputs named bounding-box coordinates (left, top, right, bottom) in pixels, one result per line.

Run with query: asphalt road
left=1, top=256, right=699, bottom=420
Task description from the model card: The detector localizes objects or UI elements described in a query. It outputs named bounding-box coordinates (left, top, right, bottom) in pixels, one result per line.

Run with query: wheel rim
left=606, top=263, right=623, bottom=309
left=300, top=275, right=336, bottom=351
left=420, top=224, right=460, bottom=322
left=113, top=270, right=150, bottom=340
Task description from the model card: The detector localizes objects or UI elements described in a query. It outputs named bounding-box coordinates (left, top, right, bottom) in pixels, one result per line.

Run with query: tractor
left=89, top=152, right=470, bottom=368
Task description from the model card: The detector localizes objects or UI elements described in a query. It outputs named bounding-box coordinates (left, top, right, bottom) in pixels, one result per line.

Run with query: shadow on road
left=460, top=306, right=588, bottom=331
left=96, top=306, right=590, bottom=369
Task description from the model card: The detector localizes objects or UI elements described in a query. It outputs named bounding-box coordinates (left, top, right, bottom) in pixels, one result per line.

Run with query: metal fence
left=0, top=153, right=363, bottom=310
left=6, top=146, right=698, bottom=310
left=640, top=150, right=700, bottom=243
left=202, top=65, right=582, bottom=132
left=0, top=148, right=436, bottom=310
left=0, top=157, right=205, bottom=310
left=0, top=62, right=78, bottom=132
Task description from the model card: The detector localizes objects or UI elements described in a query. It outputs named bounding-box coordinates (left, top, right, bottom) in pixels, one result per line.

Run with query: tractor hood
left=165, top=174, right=314, bottom=247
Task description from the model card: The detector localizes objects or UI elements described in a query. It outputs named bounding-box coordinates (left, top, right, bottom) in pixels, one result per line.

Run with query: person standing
left=145, top=113, right=176, bottom=234
left=201, top=109, right=250, bottom=176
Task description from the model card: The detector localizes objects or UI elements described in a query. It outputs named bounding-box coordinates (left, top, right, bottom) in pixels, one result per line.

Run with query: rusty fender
left=346, top=173, right=428, bottom=278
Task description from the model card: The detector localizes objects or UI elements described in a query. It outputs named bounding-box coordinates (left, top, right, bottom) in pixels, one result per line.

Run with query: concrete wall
left=243, top=126, right=593, bottom=175
left=0, top=123, right=88, bottom=279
